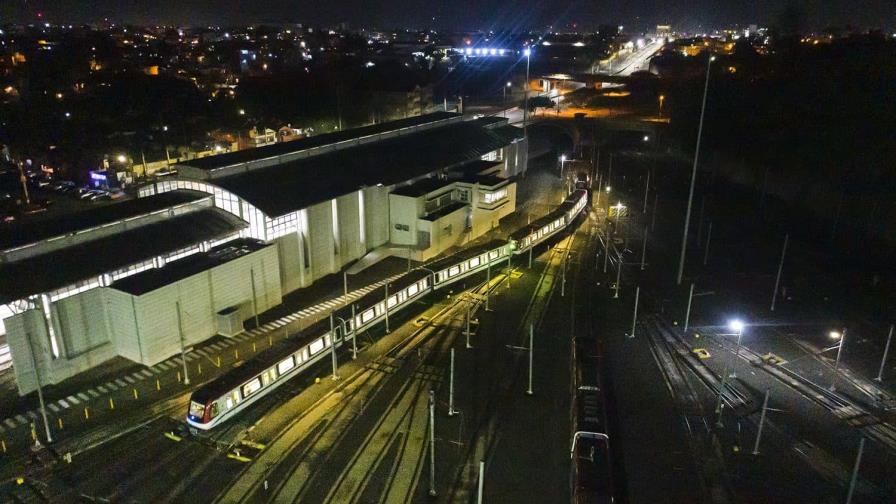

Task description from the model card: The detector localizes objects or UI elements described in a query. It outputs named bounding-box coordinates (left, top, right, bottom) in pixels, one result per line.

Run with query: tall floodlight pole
left=676, top=55, right=714, bottom=285
left=770, top=234, right=790, bottom=311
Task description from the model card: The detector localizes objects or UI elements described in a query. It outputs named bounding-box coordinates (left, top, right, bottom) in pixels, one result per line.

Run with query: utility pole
left=770, top=233, right=789, bottom=312
left=875, top=324, right=893, bottom=382
left=176, top=301, right=190, bottom=385
left=630, top=286, right=640, bottom=338
left=752, top=388, right=770, bottom=455
left=465, top=297, right=473, bottom=349
left=428, top=390, right=437, bottom=497
left=676, top=56, right=714, bottom=285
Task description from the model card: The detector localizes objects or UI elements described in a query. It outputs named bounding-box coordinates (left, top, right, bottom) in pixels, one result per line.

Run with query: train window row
left=435, top=247, right=506, bottom=284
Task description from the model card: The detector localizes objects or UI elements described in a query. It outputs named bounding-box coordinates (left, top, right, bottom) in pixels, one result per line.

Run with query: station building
left=0, top=112, right=526, bottom=394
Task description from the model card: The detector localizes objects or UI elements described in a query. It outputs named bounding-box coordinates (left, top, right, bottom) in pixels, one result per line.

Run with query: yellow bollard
left=133, top=388, right=139, bottom=400
left=156, top=378, right=161, bottom=391
left=177, top=371, right=181, bottom=383
left=58, top=418, right=63, bottom=430
left=268, top=335, right=272, bottom=347
left=253, top=342, right=257, bottom=353
left=197, top=363, right=202, bottom=375
left=216, top=356, right=221, bottom=368
left=30, top=424, right=36, bottom=443
left=109, top=397, right=115, bottom=410
left=84, top=407, right=90, bottom=420
left=234, top=349, right=239, bottom=360
left=1, top=440, right=6, bottom=453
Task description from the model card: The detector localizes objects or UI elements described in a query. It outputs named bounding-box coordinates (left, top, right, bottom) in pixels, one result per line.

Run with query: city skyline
left=2, top=0, right=895, bottom=31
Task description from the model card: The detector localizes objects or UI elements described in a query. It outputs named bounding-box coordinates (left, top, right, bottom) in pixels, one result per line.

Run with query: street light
left=559, top=154, right=566, bottom=178
left=503, top=81, right=511, bottom=118
left=658, top=94, right=666, bottom=116
left=642, top=135, right=650, bottom=142
left=729, top=319, right=745, bottom=378
left=676, top=53, right=715, bottom=285
left=830, top=328, right=847, bottom=391
left=116, top=154, right=126, bottom=163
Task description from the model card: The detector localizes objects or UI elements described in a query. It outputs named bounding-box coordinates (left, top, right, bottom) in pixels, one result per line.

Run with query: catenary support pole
left=630, top=286, right=640, bottom=338
left=684, top=283, right=695, bottom=333
left=752, top=388, right=770, bottom=455
left=640, top=225, right=648, bottom=271
left=250, top=268, right=259, bottom=328
left=176, top=301, right=190, bottom=386
left=25, top=329, right=52, bottom=444
left=448, top=348, right=457, bottom=416
left=527, top=323, right=534, bottom=395
left=329, top=313, right=339, bottom=380
left=351, top=304, right=358, bottom=359
left=428, top=390, right=437, bottom=497
left=845, top=437, right=866, bottom=504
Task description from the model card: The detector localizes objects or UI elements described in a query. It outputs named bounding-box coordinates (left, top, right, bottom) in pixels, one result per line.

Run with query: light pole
left=729, top=319, right=745, bottom=379
left=658, top=94, right=665, bottom=117
left=830, top=329, right=846, bottom=391
left=676, top=55, right=715, bottom=285
left=559, top=154, right=566, bottom=179
left=875, top=324, right=893, bottom=382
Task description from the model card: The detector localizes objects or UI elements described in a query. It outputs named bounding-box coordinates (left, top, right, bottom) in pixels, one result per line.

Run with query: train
left=186, top=188, right=589, bottom=431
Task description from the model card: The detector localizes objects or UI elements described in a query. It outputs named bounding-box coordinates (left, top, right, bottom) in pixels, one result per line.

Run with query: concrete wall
left=389, top=194, right=421, bottom=246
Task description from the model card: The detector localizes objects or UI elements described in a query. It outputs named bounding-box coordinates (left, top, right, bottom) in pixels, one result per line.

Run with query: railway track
left=708, top=333, right=896, bottom=453
left=214, top=274, right=501, bottom=504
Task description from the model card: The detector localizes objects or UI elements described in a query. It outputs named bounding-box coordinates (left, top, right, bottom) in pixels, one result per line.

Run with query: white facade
left=8, top=243, right=281, bottom=395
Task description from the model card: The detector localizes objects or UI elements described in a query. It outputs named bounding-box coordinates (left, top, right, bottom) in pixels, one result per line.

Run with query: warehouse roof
left=0, top=208, right=246, bottom=304
left=0, top=190, right=208, bottom=251
left=111, top=238, right=269, bottom=296
left=179, top=112, right=459, bottom=171
left=213, top=121, right=524, bottom=217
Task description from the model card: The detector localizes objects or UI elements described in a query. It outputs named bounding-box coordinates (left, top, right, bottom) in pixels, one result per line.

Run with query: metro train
left=186, top=188, right=589, bottom=431
left=510, top=189, right=588, bottom=255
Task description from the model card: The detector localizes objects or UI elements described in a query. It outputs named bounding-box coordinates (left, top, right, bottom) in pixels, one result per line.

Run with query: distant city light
left=573, top=42, right=585, bottom=47
left=523, top=47, right=531, bottom=57
left=729, top=319, right=745, bottom=333
left=116, top=154, right=126, bottom=163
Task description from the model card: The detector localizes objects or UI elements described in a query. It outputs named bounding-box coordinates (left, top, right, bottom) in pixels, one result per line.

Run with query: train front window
left=189, top=401, right=206, bottom=419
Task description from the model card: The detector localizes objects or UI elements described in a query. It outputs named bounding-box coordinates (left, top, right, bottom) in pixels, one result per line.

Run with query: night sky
left=2, top=0, right=894, bottom=31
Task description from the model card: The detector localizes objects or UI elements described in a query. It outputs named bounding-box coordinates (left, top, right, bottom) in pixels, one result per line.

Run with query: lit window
left=469, top=257, right=480, bottom=268
left=241, top=377, right=262, bottom=398
left=309, top=338, right=325, bottom=355
left=277, top=356, right=295, bottom=375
